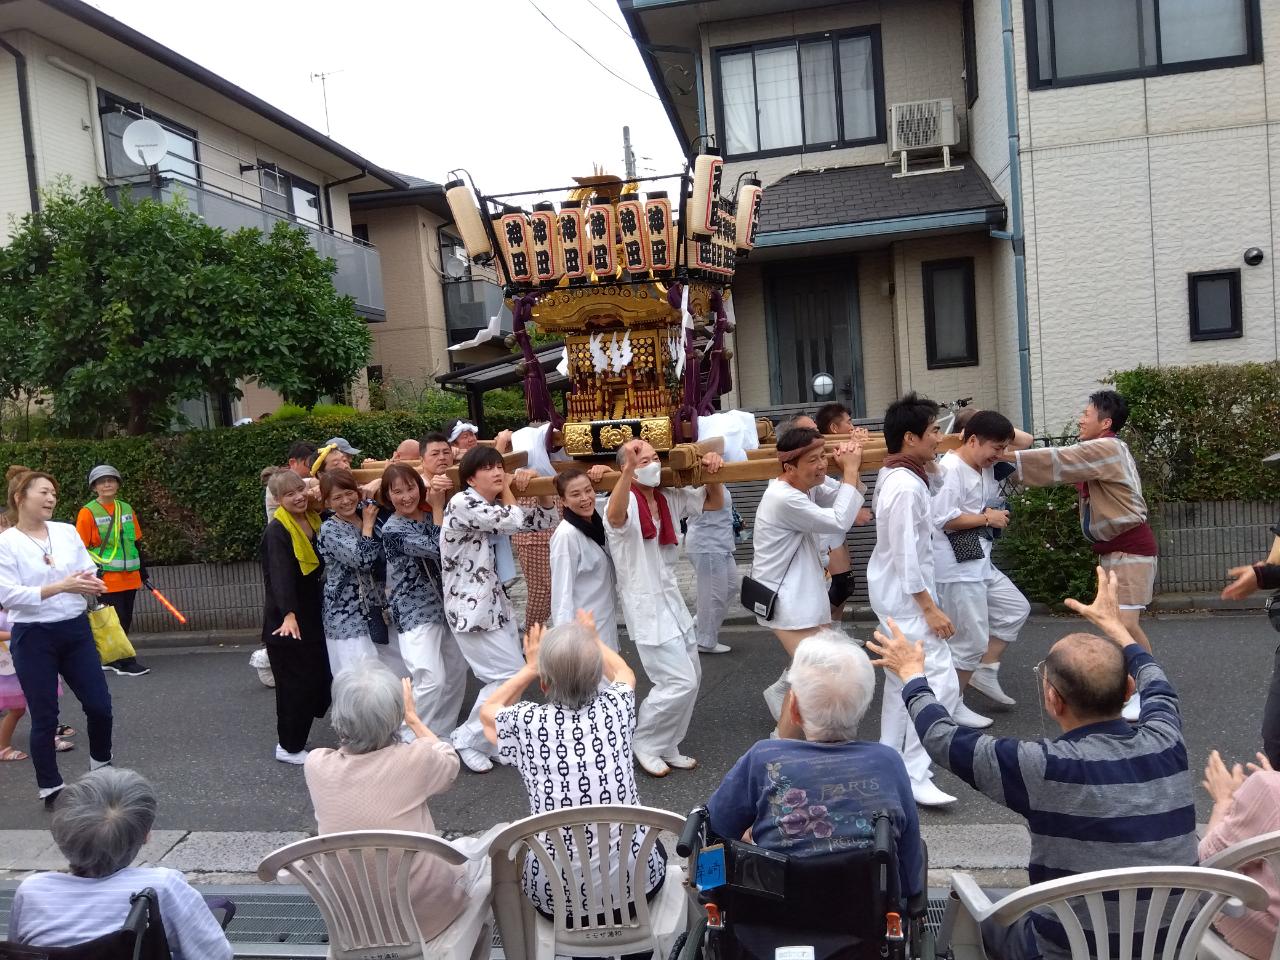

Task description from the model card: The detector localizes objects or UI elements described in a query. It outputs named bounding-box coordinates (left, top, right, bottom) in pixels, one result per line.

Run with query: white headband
left=448, top=421, right=479, bottom=443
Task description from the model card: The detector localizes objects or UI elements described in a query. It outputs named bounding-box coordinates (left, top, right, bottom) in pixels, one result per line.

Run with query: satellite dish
left=812, top=372, right=835, bottom=398
left=121, top=118, right=167, bottom=167
left=443, top=256, right=469, bottom=280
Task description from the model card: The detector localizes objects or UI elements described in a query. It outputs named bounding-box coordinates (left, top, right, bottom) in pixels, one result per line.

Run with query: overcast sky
left=90, top=0, right=687, bottom=193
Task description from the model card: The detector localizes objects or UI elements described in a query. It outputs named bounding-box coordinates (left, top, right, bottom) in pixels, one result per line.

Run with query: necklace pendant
left=43, top=554, right=53, bottom=566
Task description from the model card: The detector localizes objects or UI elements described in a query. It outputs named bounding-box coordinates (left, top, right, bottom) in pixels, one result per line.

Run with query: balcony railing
left=104, top=178, right=385, bottom=319
left=444, top=277, right=509, bottom=345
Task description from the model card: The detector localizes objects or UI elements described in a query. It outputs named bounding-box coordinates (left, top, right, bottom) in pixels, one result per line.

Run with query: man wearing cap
left=311, top=437, right=360, bottom=476
left=75, top=466, right=150, bottom=676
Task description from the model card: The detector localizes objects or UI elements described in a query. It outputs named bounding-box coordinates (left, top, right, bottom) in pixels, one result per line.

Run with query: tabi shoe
left=661, top=753, right=698, bottom=770
left=952, top=702, right=994, bottom=729
left=912, top=780, right=957, bottom=808
left=699, top=643, right=732, bottom=655
left=274, top=745, right=308, bottom=765
left=634, top=751, right=670, bottom=778
left=969, top=663, right=1016, bottom=705
left=1122, top=694, right=1141, bottom=722
left=457, top=747, right=494, bottom=773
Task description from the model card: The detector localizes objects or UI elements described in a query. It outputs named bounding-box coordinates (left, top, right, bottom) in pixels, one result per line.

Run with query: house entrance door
left=764, top=261, right=864, bottom=414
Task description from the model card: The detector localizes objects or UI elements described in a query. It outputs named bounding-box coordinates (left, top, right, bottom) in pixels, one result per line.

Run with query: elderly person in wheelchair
left=9, top=767, right=233, bottom=960
left=708, top=629, right=925, bottom=899
left=481, top=612, right=669, bottom=923
left=674, top=631, right=928, bottom=960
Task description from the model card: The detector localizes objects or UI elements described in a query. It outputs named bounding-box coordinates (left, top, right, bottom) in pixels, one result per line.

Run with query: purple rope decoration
left=698, top=289, right=731, bottom=416
left=511, top=292, right=563, bottom=432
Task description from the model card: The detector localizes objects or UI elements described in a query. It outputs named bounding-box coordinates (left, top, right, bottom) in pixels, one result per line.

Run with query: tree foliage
left=0, top=183, right=372, bottom=435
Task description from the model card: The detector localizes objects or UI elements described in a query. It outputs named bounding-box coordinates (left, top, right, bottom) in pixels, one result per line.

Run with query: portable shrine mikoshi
left=349, top=153, right=958, bottom=496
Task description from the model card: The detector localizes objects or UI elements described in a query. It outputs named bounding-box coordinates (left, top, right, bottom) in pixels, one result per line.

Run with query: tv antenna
left=310, top=70, right=342, bottom=136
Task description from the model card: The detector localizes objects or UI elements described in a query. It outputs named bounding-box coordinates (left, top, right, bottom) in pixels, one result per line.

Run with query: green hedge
left=0, top=410, right=527, bottom=565
left=995, top=485, right=1098, bottom=607
left=1113, top=361, right=1280, bottom=504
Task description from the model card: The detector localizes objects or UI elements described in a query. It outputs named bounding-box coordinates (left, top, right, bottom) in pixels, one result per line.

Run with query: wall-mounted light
left=1244, top=247, right=1265, bottom=267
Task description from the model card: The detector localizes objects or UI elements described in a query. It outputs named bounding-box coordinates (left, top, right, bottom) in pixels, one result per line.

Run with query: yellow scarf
left=273, top=506, right=321, bottom=576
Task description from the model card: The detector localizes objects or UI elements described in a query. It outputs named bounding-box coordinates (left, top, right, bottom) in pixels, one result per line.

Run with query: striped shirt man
left=901, top=643, right=1198, bottom=959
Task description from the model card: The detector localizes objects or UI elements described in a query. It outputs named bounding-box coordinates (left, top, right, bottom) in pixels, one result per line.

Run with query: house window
left=258, top=164, right=322, bottom=226
left=99, top=93, right=200, bottom=184
left=1026, top=0, right=1261, bottom=89
left=714, top=28, right=885, bottom=159
left=962, top=0, right=979, bottom=106
left=351, top=223, right=370, bottom=244
left=923, top=258, right=978, bottom=369
left=1188, top=270, right=1242, bottom=340
left=366, top=365, right=384, bottom=384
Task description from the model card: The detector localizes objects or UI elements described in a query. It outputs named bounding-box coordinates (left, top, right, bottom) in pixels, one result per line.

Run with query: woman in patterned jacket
left=441, top=446, right=558, bottom=773
left=379, top=463, right=467, bottom=741
left=315, top=470, right=396, bottom=676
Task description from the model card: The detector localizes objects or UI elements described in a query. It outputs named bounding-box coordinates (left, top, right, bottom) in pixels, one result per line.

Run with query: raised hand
left=1064, top=566, right=1128, bottom=644
left=522, top=623, right=544, bottom=669
left=1222, top=565, right=1259, bottom=601
left=1202, top=749, right=1246, bottom=804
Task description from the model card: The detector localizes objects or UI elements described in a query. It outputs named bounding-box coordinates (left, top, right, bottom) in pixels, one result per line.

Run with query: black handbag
left=741, top=538, right=808, bottom=621
left=946, top=527, right=986, bottom=564
left=356, top=573, right=391, bottom=646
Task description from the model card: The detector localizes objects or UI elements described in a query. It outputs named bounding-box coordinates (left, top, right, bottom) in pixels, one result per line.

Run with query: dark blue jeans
left=11, top=615, right=113, bottom=790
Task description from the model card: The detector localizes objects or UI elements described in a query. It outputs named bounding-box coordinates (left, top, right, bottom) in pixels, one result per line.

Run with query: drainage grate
left=1, top=885, right=949, bottom=958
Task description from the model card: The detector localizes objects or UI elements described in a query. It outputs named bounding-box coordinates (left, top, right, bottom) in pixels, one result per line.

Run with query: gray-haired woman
left=303, top=663, right=487, bottom=943
left=480, top=613, right=668, bottom=921
left=9, top=767, right=233, bottom=960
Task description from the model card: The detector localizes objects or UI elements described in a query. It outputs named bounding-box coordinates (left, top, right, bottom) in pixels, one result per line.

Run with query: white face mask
left=634, top=462, right=662, bottom=487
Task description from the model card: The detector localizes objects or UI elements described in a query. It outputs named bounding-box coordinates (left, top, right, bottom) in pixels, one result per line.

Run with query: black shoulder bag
left=741, top=537, right=809, bottom=621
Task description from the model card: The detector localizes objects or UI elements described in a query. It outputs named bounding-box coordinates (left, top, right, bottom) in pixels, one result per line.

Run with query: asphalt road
left=0, top=613, right=1273, bottom=833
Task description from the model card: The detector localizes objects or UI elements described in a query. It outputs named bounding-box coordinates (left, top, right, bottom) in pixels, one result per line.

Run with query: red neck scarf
left=632, top=488, right=677, bottom=545
left=883, top=454, right=930, bottom=487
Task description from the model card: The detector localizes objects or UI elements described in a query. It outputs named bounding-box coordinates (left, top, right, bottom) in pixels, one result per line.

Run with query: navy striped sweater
left=903, top=644, right=1198, bottom=957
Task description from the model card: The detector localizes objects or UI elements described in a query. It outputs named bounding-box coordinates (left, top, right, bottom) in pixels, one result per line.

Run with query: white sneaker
left=1122, top=694, right=1141, bottom=722
left=634, top=751, right=670, bottom=777
left=912, top=780, right=957, bottom=807
left=952, top=702, right=994, bottom=729
left=762, top=670, right=790, bottom=721
left=661, top=753, right=698, bottom=770
left=274, top=744, right=308, bottom=765
left=969, top=663, right=1015, bottom=705
left=699, top=643, right=732, bottom=655
left=249, top=648, right=275, bottom=688
left=457, top=747, right=493, bottom=773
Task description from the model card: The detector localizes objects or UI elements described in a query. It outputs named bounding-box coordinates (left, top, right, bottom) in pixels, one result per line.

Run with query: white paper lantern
left=558, top=199, right=588, bottom=281
left=585, top=196, right=616, bottom=279
left=687, top=149, right=723, bottom=240
left=616, top=190, right=650, bottom=274
left=644, top=192, right=674, bottom=274
left=529, top=202, right=562, bottom=285
left=444, top=179, right=492, bottom=261
left=734, top=179, right=763, bottom=254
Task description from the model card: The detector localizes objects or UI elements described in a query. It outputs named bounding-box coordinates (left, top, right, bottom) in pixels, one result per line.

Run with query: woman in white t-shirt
left=480, top=615, right=667, bottom=921
left=0, top=470, right=111, bottom=804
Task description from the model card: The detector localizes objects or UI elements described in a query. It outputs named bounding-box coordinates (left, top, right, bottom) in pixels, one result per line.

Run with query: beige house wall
left=702, top=0, right=969, bottom=190
left=0, top=29, right=353, bottom=235
left=353, top=204, right=451, bottom=388
left=1011, top=1, right=1280, bottom=432
left=0, top=48, right=30, bottom=238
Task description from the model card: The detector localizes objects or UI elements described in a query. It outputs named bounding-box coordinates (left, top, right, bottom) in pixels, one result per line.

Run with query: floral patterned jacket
left=315, top=517, right=386, bottom=640
left=441, top=488, right=558, bottom=633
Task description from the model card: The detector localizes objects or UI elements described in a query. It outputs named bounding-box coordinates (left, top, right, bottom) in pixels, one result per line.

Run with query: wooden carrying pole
left=348, top=433, right=960, bottom=499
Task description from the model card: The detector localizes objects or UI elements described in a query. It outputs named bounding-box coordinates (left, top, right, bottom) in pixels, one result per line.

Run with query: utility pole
left=310, top=70, right=341, bottom=136
left=622, top=125, right=636, bottom=178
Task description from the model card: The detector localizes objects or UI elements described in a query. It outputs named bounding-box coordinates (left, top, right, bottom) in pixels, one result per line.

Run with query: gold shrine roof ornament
left=442, top=147, right=763, bottom=457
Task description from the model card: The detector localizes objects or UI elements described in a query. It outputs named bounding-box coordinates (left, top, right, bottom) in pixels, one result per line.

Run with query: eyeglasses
left=1032, top=659, right=1057, bottom=737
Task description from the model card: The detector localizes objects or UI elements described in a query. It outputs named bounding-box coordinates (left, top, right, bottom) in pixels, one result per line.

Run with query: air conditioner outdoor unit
left=889, top=98, right=962, bottom=177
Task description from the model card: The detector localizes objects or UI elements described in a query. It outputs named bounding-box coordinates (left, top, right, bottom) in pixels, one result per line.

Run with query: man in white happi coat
left=867, top=392, right=961, bottom=808
left=606, top=437, right=724, bottom=778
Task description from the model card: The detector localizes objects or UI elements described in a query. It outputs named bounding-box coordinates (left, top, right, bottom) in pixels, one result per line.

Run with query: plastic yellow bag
left=89, top=604, right=135, bottom=663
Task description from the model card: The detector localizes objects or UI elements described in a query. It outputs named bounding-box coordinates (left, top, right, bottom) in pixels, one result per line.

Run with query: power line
left=525, top=0, right=660, bottom=101
left=580, top=0, right=633, bottom=38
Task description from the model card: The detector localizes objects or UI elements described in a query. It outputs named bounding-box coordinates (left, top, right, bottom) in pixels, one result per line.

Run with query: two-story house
left=0, top=0, right=405, bottom=423
left=621, top=0, right=1277, bottom=432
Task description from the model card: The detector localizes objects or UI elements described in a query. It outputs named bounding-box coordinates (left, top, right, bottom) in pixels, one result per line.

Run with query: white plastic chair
left=944, top=865, right=1268, bottom=960
left=487, top=804, right=691, bottom=960
left=257, top=829, right=492, bottom=960
left=1199, top=828, right=1280, bottom=960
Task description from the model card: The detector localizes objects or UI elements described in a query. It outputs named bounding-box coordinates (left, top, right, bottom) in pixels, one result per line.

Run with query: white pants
left=398, top=621, right=469, bottom=739
left=937, top=571, right=1031, bottom=671
left=878, top=613, right=960, bottom=787
left=633, top=632, right=701, bottom=758
left=690, top=552, right=737, bottom=651
left=450, top=620, right=525, bottom=755
left=325, top=635, right=380, bottom=676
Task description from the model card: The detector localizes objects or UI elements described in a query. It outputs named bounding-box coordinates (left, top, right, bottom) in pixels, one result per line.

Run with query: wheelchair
left=671, top=806, right=935, bottom=960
